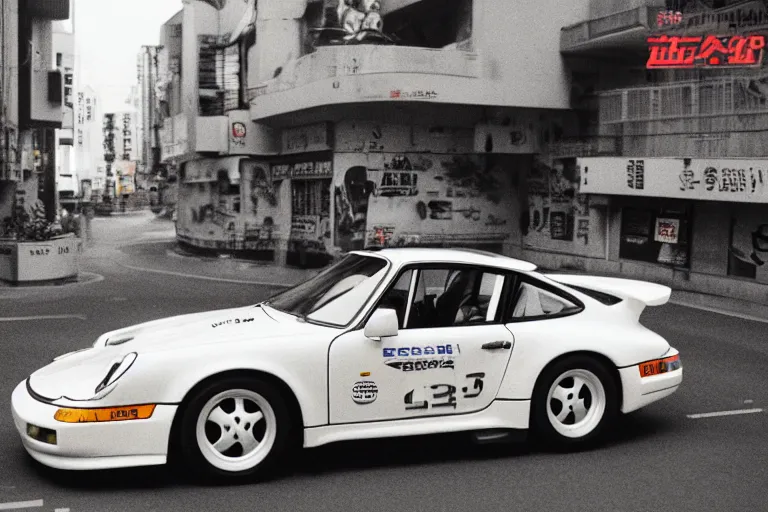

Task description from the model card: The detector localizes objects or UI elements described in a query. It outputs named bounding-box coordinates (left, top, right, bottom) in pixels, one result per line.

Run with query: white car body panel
left=11, top=247, right=682, bottom=471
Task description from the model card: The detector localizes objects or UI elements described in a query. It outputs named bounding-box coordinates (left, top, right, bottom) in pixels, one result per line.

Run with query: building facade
left=1, top=0, right=71, bottom=231
left=163, top=0, right=588, bottom=265
left=555, top=0, right=768, bottom=305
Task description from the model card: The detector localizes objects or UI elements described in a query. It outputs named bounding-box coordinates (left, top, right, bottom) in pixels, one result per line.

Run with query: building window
left=292, top=179, right=330, bottom=217
left=198, top=36, right=241, bottom=116
left=620, top=207, right=690, bottom=268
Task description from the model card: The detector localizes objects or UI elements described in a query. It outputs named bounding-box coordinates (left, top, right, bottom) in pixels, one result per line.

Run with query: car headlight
left=94, top=352, right=138, bottom=394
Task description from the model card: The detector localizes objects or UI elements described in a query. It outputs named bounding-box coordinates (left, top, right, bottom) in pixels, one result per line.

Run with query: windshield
left=264, top=254, right=389, bottom=327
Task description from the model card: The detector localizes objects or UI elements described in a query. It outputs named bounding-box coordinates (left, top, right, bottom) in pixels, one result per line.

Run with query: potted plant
left=0, top=201, right=82, bottom=284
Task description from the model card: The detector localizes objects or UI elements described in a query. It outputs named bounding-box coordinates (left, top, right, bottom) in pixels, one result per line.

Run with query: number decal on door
left=463, top=372, right=485, bottom=399
left=404, top=389, right=428, bottom=410
left=430, top=384, right=457, bottom=409
left=403, top=373, right=486, bottom=410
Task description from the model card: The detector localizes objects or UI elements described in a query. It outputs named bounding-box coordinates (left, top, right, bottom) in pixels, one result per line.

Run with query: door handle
left=482, top=340, right=512, bottom=350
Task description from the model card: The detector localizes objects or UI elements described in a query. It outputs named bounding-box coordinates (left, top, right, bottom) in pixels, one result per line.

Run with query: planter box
left=0, top=233, right=82, bottom=283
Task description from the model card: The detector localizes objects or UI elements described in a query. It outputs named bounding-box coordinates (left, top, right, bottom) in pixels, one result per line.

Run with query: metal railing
left=598, top=76, right=768, bottom=123
left=561, top=6, right=654, bottom=49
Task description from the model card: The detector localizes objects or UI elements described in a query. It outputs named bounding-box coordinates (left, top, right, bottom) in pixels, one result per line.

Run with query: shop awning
left=183, top=157, right=245, bottom=185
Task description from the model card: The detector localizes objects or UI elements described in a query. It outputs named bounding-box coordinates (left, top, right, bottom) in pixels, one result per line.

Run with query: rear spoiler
left=544, top=274, right=672, bottom=307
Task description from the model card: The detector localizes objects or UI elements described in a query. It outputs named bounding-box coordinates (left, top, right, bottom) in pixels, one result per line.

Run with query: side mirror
left=364, top=308, right=399, bottom=340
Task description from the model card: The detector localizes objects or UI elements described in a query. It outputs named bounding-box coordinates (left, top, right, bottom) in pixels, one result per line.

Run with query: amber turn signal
left=54, top=404, right=156, bottom=423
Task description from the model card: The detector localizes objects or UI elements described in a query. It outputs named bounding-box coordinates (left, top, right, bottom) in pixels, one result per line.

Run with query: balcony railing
left=561, top=6, right=655, bottom=51
left=248, top=44, right=480, bottom=102
left=598, top=77, right=768, bottom=123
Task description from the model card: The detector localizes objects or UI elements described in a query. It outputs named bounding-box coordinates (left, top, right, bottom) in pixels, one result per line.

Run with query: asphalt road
left=0, top=213, right=766, bottom=512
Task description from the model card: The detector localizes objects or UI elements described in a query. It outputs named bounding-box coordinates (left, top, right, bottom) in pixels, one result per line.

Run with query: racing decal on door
left=352, top=381, right=378, bottom=404
left=383, top=345, right=459, bottom=372
left=403, top=373, right=485, bottom=410
left=386, top=359, right=455, bottom=372
left=382, top=345, right=458, bottom=358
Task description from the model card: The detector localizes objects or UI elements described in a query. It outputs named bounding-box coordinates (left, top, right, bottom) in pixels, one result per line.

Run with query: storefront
left=578, top=156, right=768, bottom=300
left=270, top=155, right=334, bottom=267
left=275, top=121, right=336, bottom=267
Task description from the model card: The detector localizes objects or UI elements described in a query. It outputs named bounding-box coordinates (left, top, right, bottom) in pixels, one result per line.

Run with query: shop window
left=619, top=207, right=690, bottom=268
left=292, top=179, right=331, bottom=217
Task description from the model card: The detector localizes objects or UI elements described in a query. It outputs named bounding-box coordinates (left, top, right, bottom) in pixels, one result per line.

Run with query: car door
left=327, top=263, right=516, bottom=424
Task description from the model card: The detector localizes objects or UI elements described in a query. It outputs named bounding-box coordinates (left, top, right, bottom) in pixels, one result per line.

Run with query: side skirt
left=303, top=399, right=531, bottom=448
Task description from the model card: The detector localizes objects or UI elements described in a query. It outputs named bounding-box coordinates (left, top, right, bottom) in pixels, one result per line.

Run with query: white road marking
left=744, top=399, right=754, bottom=404
left=668, top=299, right=768, bottom=324
left=0, top=314, right=86, bottom=322
left=54, top=508, right=70, bottom=512
left=117, top=262, right=293, bottom=288
left=687, top=408, right=764, bottom=419
left=0, top=500, right=43, bottom=510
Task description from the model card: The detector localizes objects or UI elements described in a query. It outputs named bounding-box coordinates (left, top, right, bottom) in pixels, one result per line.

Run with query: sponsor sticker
left=352, top=381, right=378, bottom=404
left=382, top=345, right=456, bottom=358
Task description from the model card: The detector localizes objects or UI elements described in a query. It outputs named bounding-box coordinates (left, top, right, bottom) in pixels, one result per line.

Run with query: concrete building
left=556, top=0, right=768, bottom=305
left=1, top=0, right=71, bottom=229
left=166, top=0, right=587, bottom=266
left=161, top=0, right=767, bottom=304
left=53, top=19, right=76, bottom=212
left=160, top=0, right=278, bottom=257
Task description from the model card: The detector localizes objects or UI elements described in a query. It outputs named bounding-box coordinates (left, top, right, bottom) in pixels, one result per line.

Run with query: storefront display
left=619, top=206, right=690, bottom=268
left=271, top=157, right=334, bottom=267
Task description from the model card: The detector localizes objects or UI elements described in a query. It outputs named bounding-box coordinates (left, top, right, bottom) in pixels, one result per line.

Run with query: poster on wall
left=333, top=153, right=515, bottom=252
left=523, top=157, right=605, bottom=258
left=728, top=207, right=768, bottom=280
left=654, top=218, right=680, bottom=243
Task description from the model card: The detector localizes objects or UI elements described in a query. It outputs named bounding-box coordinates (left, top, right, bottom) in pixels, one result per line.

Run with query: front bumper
left=619, top=348, right=683, bottom=414
left=11, top=380, right=177, bottom=471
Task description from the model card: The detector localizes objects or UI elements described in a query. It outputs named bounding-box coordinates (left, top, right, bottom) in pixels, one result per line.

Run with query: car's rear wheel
left=178, top=377, right=292, bottom=482
left=531, top=355, right=618, bottom=450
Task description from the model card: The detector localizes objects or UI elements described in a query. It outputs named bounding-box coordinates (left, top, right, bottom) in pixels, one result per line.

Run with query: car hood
left=28, top=304, right=321, bottom=402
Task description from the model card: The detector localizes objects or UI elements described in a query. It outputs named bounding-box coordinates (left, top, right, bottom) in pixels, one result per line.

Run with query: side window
left=405, top=267, right=506, bottom=329
left=506, top=280, right=581, bottom=321
left=376, top=270, right=414, bottom=328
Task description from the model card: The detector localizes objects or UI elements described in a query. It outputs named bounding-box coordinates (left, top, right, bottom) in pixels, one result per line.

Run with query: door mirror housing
left=364, top=308, right=399, bottom=340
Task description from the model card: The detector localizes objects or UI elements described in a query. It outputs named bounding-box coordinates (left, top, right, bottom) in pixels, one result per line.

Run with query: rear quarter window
left=565, top=284, right=623, bottom=306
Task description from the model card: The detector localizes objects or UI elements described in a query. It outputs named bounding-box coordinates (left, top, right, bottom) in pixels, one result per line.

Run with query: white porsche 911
left=11, top=248, right=682, bottom=482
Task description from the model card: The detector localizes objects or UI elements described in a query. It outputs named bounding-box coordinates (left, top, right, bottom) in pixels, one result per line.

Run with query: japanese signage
left=655, top=218, right=680, bottom=244
left=86, top=96, right=94, bottom=122
left=271, top=161, right=332, bottom=180
left=647, top=34, right=765, bottom=68
left=121, top=113, right=133, bottom=161
left=579, top=157, right=768, bottom=204
left=281, top=123, right=331, bottom=155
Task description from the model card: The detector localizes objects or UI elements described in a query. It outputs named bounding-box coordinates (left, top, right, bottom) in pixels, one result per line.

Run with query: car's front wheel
left=531, top=355, right=618, bottom=450
left=178, top=377, right=293, bottom=482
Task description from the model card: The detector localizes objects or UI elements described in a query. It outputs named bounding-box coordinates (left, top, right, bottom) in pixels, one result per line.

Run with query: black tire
left=530, top=355, right=619, bottom=451
left=177, top=376, right=294, bottom=483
